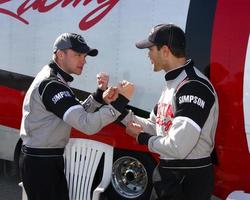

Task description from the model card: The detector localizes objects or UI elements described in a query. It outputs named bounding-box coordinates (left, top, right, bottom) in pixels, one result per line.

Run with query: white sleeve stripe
left=188, top=80, right=215, bottom=96
left=40, top=80, right=73, bottom=99
left=63, top=105, right=83, bottom=121
left=174, top=116, right=201, bottom=132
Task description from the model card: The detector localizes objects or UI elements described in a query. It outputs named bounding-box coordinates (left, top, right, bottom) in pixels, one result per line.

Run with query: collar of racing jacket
left=48, top=60, right=74, bottom=82
left=165, top=59, right=194, bottom=81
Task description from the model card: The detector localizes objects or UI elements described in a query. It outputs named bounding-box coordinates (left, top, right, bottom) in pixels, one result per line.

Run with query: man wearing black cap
left=19, top=33, right=134, bottom=200
left=123, top=24, right=219, bottom=200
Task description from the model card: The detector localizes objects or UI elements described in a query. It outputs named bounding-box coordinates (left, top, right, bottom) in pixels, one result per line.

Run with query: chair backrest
left=64, top=138, right=113, bottom=200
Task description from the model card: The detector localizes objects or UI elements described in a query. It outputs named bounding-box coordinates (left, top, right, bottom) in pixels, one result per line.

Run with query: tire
left=104, top=149, right=157, bottom=200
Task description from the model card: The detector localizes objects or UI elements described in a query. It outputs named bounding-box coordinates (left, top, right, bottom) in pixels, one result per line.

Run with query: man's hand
left=103, top=87, right=119, bottom=104
left=118, top=80, right=134, bottom=100
left=126, top=121, right=143, bottom=139
left=97, top=72, right=109, bottom=91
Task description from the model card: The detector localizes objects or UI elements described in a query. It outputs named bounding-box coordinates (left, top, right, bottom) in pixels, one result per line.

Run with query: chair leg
left=18, top=182, right=28, bottom=200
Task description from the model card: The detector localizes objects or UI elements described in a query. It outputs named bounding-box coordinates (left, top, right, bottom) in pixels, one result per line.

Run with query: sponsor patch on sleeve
left=82, top=97, right=92, bottom=110
left=178, top=95, right=205, bottom=109
left=52, top=91, right=72, bottom=104
left=175, top=80, right=215, bottom=128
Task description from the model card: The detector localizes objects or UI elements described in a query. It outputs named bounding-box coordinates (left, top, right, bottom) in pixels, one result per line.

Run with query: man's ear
left=162, top=45, right=170, bottom=56
left=56, top=50, right=64, bottom=59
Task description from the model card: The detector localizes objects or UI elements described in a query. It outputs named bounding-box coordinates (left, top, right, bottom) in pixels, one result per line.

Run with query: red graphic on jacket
left=156, top=103, right=174, bottom=133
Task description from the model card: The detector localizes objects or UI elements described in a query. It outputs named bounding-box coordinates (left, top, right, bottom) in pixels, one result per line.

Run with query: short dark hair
left=156, top=44, right=186, bottom=57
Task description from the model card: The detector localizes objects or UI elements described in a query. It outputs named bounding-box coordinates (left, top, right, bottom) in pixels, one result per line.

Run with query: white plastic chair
left=64, top=138, right=114, bottom=200
left=19, top=182, right=28, bottom=200
left=19, top=138, right=113, bottom=200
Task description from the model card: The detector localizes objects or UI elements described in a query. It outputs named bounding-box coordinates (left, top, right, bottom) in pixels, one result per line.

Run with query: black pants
left=19, top=152, right=69, bottom=200
left=150, top=164, right=214, bottom=200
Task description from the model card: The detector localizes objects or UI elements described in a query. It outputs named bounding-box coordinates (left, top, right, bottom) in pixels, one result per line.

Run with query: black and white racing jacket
left=122, top=60, right=219, bottom=166
left=20, top=61, right=128, bottom=148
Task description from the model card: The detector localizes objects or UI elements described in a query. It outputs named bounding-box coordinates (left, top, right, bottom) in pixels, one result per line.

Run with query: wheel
left=105, top=149, right=157, bottom=200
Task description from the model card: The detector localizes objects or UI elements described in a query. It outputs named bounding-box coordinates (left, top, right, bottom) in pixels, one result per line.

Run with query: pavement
left=0, top=159, right=220, bottom=200
left=0, top=175, right=21, bottom=200
left=0, top=160, right=22, bottom=200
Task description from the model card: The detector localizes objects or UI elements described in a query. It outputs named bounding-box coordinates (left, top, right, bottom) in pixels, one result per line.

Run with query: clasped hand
left=96, top=72, right=135, bottom=104
left=126, top=121, right=143, bottom=139
left=103, top=80, right=135, bottom=104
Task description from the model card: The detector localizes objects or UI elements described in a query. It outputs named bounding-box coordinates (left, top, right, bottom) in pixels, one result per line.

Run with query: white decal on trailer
left=0, top=0, right=190, bottom=112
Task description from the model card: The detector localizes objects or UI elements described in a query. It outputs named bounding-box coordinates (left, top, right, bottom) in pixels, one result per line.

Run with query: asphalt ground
left=0, top=160, right=22, bottom=200
left=0, top=159, right=219, bottom=200
left=0, top=168, right=21, bottom=200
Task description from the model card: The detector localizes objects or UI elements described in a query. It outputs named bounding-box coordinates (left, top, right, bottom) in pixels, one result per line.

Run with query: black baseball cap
left=53, top=33, right=98, bottom=56
left=135, top=24, right=185, bottom=51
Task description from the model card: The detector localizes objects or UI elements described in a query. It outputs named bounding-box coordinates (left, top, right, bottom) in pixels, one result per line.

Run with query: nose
left=81, top=56, right=86, bottom=65
left=148, top=51, right=150, bottom=58
left=148, top=51, right=151, bottom=58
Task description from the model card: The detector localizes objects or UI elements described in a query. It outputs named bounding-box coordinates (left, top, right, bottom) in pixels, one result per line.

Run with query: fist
left=97, top=72, right=109, bottom=91
left=103, top=86, right=119, bottom=104
left=118, top=80, right=134, bottom=100
left=126, top=121, right=143, bottom=139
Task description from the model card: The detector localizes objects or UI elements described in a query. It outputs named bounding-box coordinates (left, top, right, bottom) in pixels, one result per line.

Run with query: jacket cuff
left=137, top=132, right=153, bottom=145
left=116, top=109, right=129, bottom=122
left=111, top=94, right=129, bottom=113
left=92, top=88, right=106, bottom=104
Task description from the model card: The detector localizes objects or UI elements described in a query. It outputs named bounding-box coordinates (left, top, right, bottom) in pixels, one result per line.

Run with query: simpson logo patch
left=179, top=95, right=205, bottom=109
left=52, top=91, right=71, bottom=104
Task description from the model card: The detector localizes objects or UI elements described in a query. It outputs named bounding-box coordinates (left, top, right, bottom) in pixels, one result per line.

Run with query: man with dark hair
left=19, top=32, right=134, bottom=200
left=123, top=24, right=219, bottom=200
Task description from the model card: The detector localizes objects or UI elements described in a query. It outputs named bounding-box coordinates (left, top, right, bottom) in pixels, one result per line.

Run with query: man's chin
left=152, top=64, right=157, bottom=71
left=153, top=67, right=160, bottom=72
left=76, top=69, right=83, bottom=75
